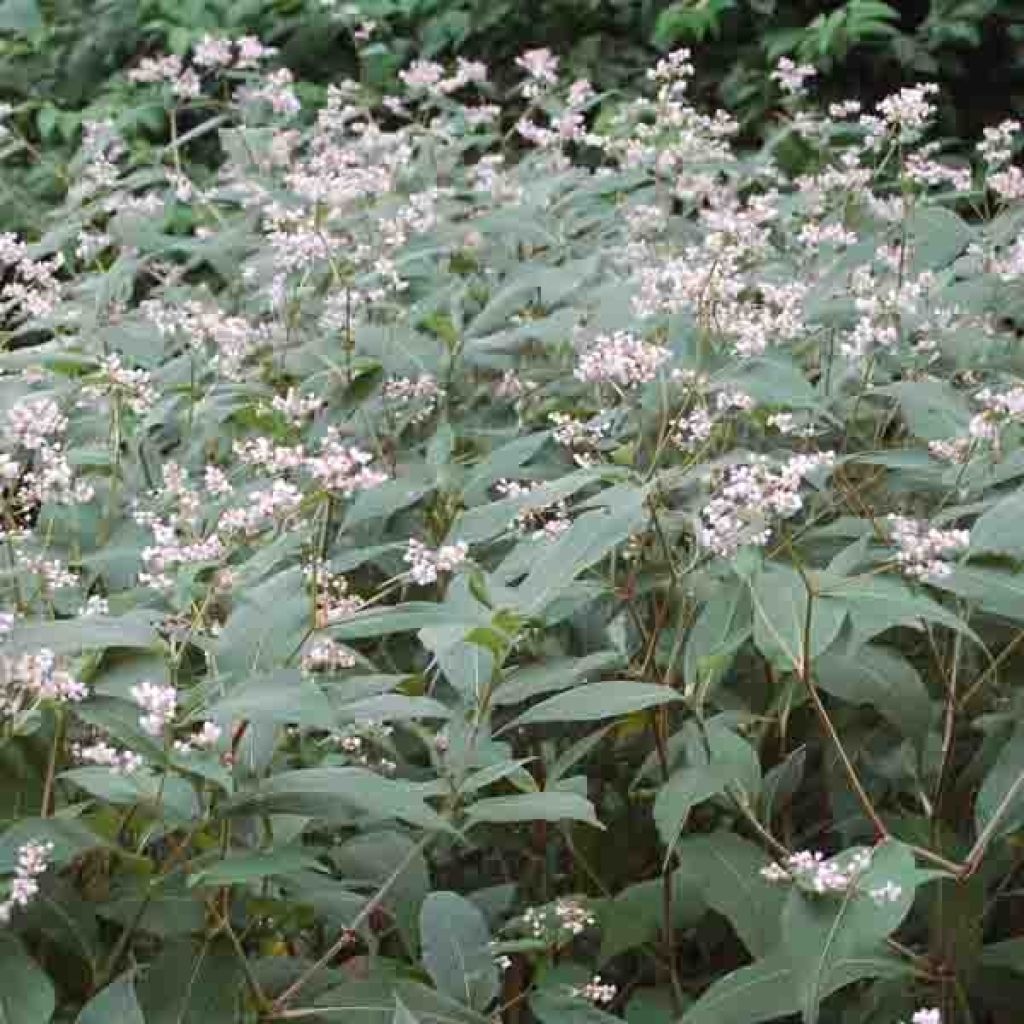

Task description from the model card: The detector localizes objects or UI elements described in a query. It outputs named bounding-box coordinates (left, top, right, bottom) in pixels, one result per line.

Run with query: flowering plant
left=0, top=29, right=1022, bottom=1024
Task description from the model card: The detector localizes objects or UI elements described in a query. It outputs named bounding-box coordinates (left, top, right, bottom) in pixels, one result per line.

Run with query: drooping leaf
left=420, top=892, right=499, bottom=1010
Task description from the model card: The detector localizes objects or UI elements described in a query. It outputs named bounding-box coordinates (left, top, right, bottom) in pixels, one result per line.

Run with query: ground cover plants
left=6, top=23, right=1024, bottom=1024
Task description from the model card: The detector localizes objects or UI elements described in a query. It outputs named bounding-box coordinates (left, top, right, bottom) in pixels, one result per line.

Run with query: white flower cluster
left=399, top=57, right=487, bottom=97
left=403, top=539, right=469, bottom=585
left=130, top=681, right=177, bottom=736
left=0, top=649, right=88, bottom=717
left=495, top=479, right=572, bottom=540
left=910, top=1011, right=940, bottom=1024
left=761, top=848, right=873, bottom=894
left=4, top=394, right=93, bottom=510
left=173, top=721, right=223, bottom=755
left=673, top=390, right=755, bottom=452
left=301, top=638, right=357, bottom=674
left=382, top=374, right=445, bottom=424
left=698, top=452, right=835, bottom=557
left=73, top=740, right=144, bottom=776
left=332, top=720, right=396, bottom=774
left=575, top=331, right=669, bottom=389
left=521, top=897, right=596, bottom=940
left=304, top=567, right=364, bottom=626
left=515, top=48, right=559, bottom=97
left=549, top=413, right=608, bottom=467
left=772, top=57, right=816, bottom=98
left=0, top=233, right=63, bottom=323
left=861, top=83, right=939, bottom=148
left=83, top=353, right=157, bottom=415
left=270, top=388, right=324, bottom=426
left=0, top=840, right=53, bottom=924
left=887, top=516, right=969, bottom=580
left=568, top=975, right=617, bottom=1006
left=306, top=432, right=388, bottom=495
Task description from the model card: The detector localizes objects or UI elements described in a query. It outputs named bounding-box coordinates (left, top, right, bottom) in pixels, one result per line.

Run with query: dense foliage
left=4, top=0, right=1024, bottom=233
left=7, top=17, right=1024, bottom=1024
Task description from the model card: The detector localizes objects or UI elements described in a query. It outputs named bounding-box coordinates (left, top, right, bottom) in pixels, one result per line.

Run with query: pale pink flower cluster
left=404, top=539, right=469, bottom=585
left=218, top=480, right=302, bottom=537
left=301, top=637, right=357, bottom=674
left=382, top=374, right=444, bottom=423
left=306, top=433, right=388, bottom=495
left=0, top=840, right=53, bottom=924
left=6, top=396, right=64, bottom=451
left=0, top=234, right=63, bottom=322
left=1, top=649, right=88, bottom=714
left=772, top=57, right=816, bottom=98
left=522, top=897, right=596, bottom=939
left=698, top=452, right=835, bottom=557
left=140, top=298, right=269, bottom=379
left=761, top=848, right=873, bottom=894
left=236, top=68, right=301, bottom=117
left=887, top=515, right=969, bottom=580
left=270, top=388, right=324, bottom=426
left=83, top=354, right=157, bottom=414
left=73, top=740, right=144, bottom=775
left=303, top=566, right=364, bottom=626
left=495, top=479, right=572, bottom=540
left=549, top=413, right=608, bottom=467
left=569, top=976, right=617, bottom=1006
left=130, top=681, right=177, bottom=736
left=979, top=120, right=1019, bottom=166
left=16, top=554, right=80, bottom=590
left=515, top=48, right=559, bottom=97
left=399, top=57, right=487, bottom=97
left=193, top=35, right=276, bottom=69
left=861, top=83, right=940, bottom=148
left=575, top=331, right=668, bottom=388
left=173, top=721, right=223, bottom=755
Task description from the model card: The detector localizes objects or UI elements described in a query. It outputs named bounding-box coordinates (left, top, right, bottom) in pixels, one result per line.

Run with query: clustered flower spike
left=131, top=681, right=178, bottom=736
left=404, top=539, right=469, bottom=585
left=760, top=848, right=875, bottom=894
left=568, top=975, right=617, bottom=1006
left=698, top=452, right=835, bottom=557
left=574, top=331, right=668, bottom=389
left=0, top=840, right=53, bottom=924
left=887, top=515, right=970, bottom=580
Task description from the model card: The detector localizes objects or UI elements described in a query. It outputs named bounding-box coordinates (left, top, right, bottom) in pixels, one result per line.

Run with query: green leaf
left=420, top=892, right=499, bottom=1010
left=976, top=723, right=1024, bottom=842
left=883, top=379, right=971, bottom=441
left=682, top=955, right=800, bottom=1024
left=814, top=644, right=932, bottom=743
left=137, top=938, right=240, bottom=1024
left=0, top=933, right=54, bottom=1023
left=675, top=832, right=785, bottom=958
left=330, top=603, right=469, bottom=640
left=0, top=0, right=41, bottom=33
left=223, top=767, right=452, bottom=833
left=683, top=583, right=752, bottom=706
left=206, top=669, right=334, bottom=727
left=6, top=612, right=161, bottom=654
left=393, top=998, right=421, bottom=1024
left=312, top=979, right=489, bottom=1022
left=654, top=730, right=761, bottom=863
left=76, top=972, right=144, bottom=1024
left=465, top=792, right=602, bottom=828
left=970, top=488, right=1024, bottom=559
left=502, top=681, right=682, bottom=731
left=750, top=565, right=846, bottom=673
left=513, top=505, right=644, bottom=615
left=188, top=849, right=322, bottom=888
